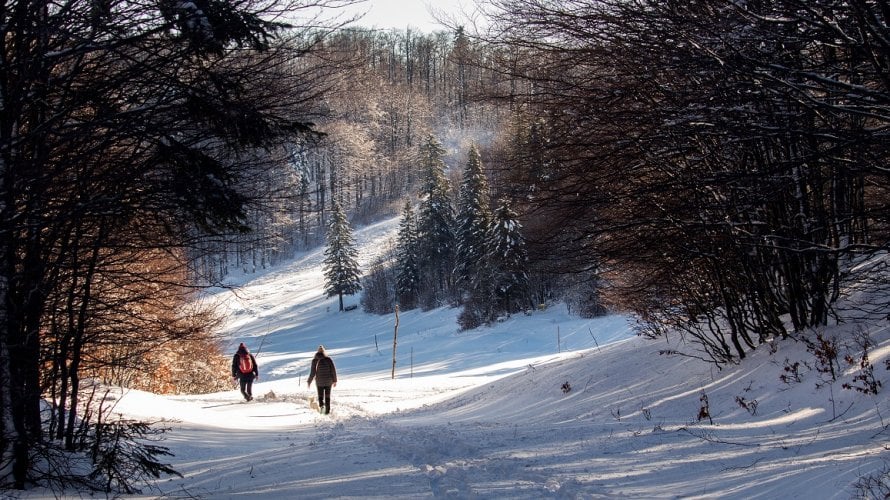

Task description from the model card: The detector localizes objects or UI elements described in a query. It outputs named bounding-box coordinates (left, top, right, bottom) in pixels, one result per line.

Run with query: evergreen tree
left=416, top=134, right=456, bottom=306
left=455, top=145, right=495, bottom=328
left=455, top=145, right=493, bottom=287
left=490, top=198, right=531, bottom=314
left=395, top=201, right=421, bottom=310
left=323, top=202, right=362, bottom=311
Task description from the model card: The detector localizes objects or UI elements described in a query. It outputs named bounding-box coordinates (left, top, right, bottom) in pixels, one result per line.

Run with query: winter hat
left=317, top=345, right=325, bottom=353
left=238, top=343, right=249, bottom=354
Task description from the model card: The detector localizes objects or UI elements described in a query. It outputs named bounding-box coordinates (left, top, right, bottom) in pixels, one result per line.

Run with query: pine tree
left=455, top=145, right=495, bottom=328
left=416, top=134, right=455, bottom=305
left=323, top=202, right=362, bottom=311
left=395, top=201, right=421, bottom=310
left=455, top=145, right=492, bottom=287
left=490, top=198, right=532, bottom=314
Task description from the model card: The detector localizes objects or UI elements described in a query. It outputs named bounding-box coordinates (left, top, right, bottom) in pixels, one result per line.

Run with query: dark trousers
left=239, top=375, right=255, bottom=400
left=316, top=385, right=332, bottom=413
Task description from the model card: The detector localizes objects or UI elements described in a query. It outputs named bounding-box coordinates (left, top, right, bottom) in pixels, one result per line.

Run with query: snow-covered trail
left=129, top=325, right=889, bottom=500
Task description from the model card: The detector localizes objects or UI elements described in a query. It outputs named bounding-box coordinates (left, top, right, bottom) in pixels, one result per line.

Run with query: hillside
left=23, top=217, right=888, bottom=499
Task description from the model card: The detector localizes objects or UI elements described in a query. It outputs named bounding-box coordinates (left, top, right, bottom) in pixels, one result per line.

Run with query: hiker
left=232, top=342, right=259, bottom=401
left=307, top=345, right=337, bottom=414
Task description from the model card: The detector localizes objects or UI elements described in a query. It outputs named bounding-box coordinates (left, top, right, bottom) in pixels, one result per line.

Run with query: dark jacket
left=308, top=352, right=337, bottom=387
left=232, top=349, right=258, bottom=379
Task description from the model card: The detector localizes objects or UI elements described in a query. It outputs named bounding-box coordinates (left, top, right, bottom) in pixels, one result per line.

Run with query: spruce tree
left=490, top=198, right=532, bottom=314
left=323, top=202, right=362, bottom=311
left=455, top=145, right=492, bottom=287
left=455, top=145, right=495, bottom=328
left=416, top=134, right=455, bottom=306
left=395, top=201, right=421, bottom=310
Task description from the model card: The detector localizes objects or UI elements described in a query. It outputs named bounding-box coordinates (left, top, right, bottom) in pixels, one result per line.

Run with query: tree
left=416, top=134, right=456, bottom=307
left=451, top=27, right=472, bottom=125
left=455, top=146, right=493, bottom=288
left=395, top=202, right=421, bottom=310
left=323, top=202, right=362, bottom=311
left=455, top=145, right=495, bottom=328
left=489, top=198, right=531, bottom=314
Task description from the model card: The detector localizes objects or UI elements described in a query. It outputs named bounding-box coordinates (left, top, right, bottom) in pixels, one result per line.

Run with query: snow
left=22, top=217, right=890, bottom=498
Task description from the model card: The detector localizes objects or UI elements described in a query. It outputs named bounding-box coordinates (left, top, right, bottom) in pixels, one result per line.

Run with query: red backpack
left=238, top=354, right=253, bottom=374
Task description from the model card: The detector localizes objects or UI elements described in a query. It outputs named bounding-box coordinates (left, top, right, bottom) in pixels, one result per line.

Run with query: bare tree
left=0, top=0, right=354, bottom=489
left=478, top=0, right=890, bottom=362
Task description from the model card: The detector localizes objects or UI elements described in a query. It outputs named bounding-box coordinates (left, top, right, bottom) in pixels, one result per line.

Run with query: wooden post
left=391, top=305, right=400, bottom=379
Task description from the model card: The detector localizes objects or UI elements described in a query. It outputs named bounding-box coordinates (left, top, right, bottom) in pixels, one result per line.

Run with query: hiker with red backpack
left=232, top=343, right=259, bottom=401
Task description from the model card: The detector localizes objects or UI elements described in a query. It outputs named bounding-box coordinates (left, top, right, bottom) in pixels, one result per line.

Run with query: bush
left=457, top=305, right=486, bottom=330
left=854, top=461, right=890, bottom=499
left=89, top=419, right=181, bottom=494
left=32, top=386, right=180, bottom=494
left=361, top=263, right=396, bottom=314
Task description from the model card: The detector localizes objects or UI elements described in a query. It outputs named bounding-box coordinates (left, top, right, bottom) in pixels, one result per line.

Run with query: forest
left=1, top=0, right=888, bottom=492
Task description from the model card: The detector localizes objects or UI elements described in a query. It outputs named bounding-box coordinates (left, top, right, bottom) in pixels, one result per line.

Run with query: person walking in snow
left=232, top=342, right=259, bottom=401
left=307, top=345, right=337, bottom=414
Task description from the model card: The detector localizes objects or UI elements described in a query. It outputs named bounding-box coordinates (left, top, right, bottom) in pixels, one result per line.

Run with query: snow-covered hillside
left=25, top=217, right=890, bottom=499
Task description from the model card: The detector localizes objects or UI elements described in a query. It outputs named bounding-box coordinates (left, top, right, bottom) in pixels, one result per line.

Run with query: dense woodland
left=1, top=0, right=888, bottom=492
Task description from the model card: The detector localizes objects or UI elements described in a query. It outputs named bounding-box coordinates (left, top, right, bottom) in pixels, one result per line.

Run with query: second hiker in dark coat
left=307, top=345, right=337, bottom=414
left=232, top=342, right=259, bottom=401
